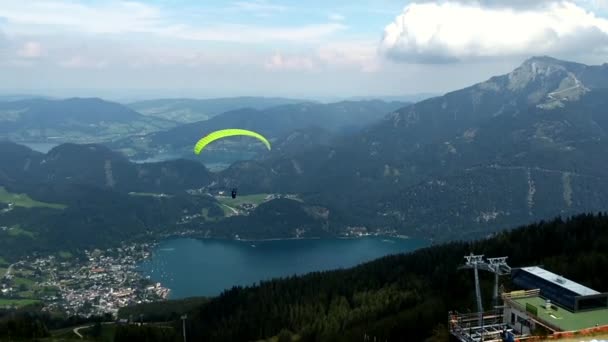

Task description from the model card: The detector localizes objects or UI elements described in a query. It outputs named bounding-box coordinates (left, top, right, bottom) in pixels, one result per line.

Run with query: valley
left=2, top=57, right=608, bottom=341
left=5, top=1, right=608, bottom=340
left=3, top=57, right=608, bottom=261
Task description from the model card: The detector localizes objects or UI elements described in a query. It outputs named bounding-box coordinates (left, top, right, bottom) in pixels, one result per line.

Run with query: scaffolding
left=449, top=310, right=511, bottom=342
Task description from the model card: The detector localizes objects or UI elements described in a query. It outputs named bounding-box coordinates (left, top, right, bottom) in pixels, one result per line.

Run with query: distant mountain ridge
left=127, top=96, right=309, bottom=123
left=0, top=141, right=213, bottom=194
left=0, top=97, right=177, bottom=143
left=346, top=93, right=438, bottom=103
left=112, top=100, right=407, bottom=161
left=0, top=94, right=53, bottom=101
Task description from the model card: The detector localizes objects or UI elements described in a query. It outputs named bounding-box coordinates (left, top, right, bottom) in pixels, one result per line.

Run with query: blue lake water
left=20, top=142, right=60, bottom=153
left=138, top=237, right=429, bottom=299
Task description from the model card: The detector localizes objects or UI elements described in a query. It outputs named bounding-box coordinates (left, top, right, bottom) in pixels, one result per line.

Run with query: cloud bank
left=0, top=0, right=345, bottom=44
left=380, top=1, right=608, bottom=63
left=17, top=41, right=43, bottom=58
left=265, top=53, right=316, bottom=71
left=264, top=41, right=380, bottom=73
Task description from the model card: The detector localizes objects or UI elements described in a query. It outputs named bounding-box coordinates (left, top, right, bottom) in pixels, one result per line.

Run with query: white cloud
left=265, top=53, right=316, bottom=71
left=380, top=1, right=608, bottom=63
left=0, top=0, right=344, bottom=44
left=0, top=1, right=163, bottom=34
left=329, top=13, right=345, bottom=21
left=59, top=55, right=107, bottom=69
left=581, top=0, right=608, bottom=10
left=317, top=41, right=380, bottom=72
left=125, top=47, right=262, bottom=68
left=162, top=23, right=347, bottom=43
left=17, top=41, right=43, bottom=58
left=231, top=0, right=287, bottom=15
left=417, top=0, right=557, bottom=9
left=265, top=41, right=381, bottom=73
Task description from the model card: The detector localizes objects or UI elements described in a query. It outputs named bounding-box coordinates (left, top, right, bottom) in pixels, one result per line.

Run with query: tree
left=277, top=329, right=293, bottom=342
left=425, top=324, right=449, bottom=342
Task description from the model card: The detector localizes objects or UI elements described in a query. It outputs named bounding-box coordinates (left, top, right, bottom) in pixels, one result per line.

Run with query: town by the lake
left=0, top=243, right=169, bottom=317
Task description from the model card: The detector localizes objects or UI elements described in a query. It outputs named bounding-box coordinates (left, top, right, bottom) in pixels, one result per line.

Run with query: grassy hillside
left=0, top=187, right=67, bottom=209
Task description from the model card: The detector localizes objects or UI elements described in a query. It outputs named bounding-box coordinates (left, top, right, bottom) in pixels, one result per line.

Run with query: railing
left=513, top=324, right=608, bottom=341
left=449, top=310, right=508, bottom=342
left=502, top=289, right=540, bottom=300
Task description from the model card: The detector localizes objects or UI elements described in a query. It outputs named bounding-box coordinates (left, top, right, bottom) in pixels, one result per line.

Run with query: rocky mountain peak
left=506, top=56, right=581, bottom=92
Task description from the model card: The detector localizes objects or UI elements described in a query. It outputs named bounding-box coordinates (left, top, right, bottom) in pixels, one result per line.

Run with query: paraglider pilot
left=231, top=188, right=237, bottom=199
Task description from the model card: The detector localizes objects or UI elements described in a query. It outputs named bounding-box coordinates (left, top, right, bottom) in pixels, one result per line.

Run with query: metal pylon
left=459, top=254, right=512, bottom=330
left=463, top=253, right=485, bottom=325
left=487, top=257, right=511, bottom=308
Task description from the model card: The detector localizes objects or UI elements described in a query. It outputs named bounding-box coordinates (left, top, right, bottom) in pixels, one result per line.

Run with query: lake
left=132, top=149, right=257, bottom=171
left=20, top=142, right=59, bottom=153
left=138, top=237, right=429, bottom=299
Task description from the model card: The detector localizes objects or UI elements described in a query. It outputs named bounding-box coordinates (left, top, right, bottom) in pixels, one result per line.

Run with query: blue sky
left=0, top=0, right=608, bottom=100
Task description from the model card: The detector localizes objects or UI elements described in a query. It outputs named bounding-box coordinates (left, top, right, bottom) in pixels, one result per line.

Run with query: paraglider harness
left=231, top=188, right=238, bottom=199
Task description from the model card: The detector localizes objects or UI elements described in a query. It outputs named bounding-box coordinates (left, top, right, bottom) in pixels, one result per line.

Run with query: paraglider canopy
left=193, top=129, right=271, bottom=155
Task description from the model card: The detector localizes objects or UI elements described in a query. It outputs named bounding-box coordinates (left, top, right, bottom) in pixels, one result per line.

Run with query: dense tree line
left=0, top=305, right=112, bottom=340
left=113, top=324, right=178, bottom=342
left=117, top=297, right=209, bottom=323
left=0, top=184, right=223, bottom=260
left=0, top=311, right=49, bottom=340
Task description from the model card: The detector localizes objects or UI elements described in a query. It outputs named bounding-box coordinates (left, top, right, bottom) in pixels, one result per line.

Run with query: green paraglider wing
left=194, top=129, right=271, bottom=154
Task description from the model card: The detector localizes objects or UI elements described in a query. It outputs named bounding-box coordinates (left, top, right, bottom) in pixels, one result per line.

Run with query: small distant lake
left=138, top=237, right=429, bottom=299
left=20, top=142, right=59, bottom=153
left=131, top=152, right=186, bottom=164
left=132, top=150, right=256, bottom=171
left=18, top=141, right=256, bottom=172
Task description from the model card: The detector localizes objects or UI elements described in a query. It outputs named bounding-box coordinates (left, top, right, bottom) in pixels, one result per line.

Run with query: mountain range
left=111, top=100, right=407, bottom=161
left=218, top=56, right=608, bottom=240
left=0, top=98, right=177, bottom=143
left=3, top=56, right=608, bottom=246
left=0, top=141, right=334, bottom=258
left=127, top=97, right=308, bottom=123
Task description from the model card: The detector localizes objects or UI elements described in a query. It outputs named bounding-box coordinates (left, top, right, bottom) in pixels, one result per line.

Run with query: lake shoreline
left=235, top=236, right=322, bottom=242
left=233, top=234, right=410, bottom=243
left=139, top=236, right=429, bottom=299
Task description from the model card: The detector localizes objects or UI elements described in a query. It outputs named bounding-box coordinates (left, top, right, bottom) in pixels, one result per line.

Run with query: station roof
left=512, top=296, right=608, bottom=331
left=519, top=266, right=600, bottom=296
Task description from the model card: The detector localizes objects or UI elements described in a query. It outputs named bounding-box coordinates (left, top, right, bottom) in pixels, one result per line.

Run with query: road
left=73, top=324, right=92, bottom=339
left=2, top=263, right=16, bottom=278
left=221, top=203, right=239, bottom=215
left=72, top=322, right=115, bottom=339
left=72, top=321, right=169, bottom=339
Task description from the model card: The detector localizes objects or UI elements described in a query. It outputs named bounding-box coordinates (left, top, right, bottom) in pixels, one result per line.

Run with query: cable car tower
left=459, top=254, right=511, bottom=325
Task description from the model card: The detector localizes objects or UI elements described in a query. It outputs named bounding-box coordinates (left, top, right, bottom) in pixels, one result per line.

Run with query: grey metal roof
left=520, top=266, right=600, bottom=296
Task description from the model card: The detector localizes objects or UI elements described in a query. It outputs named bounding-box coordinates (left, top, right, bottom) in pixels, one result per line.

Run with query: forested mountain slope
left=220, top=57, right=608, bottom=240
